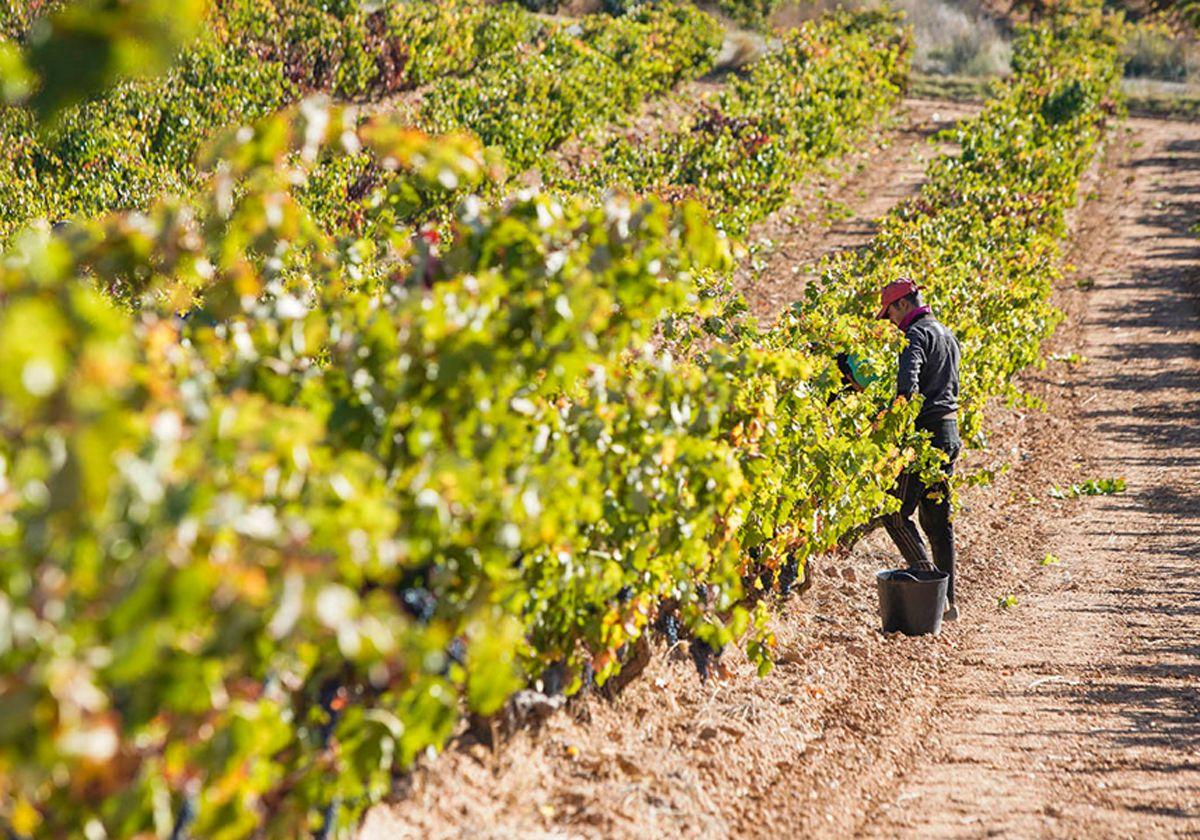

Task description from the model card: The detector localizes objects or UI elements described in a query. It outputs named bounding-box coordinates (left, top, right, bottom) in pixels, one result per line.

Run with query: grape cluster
left=690, top=638, right=723, bottom=683
left=316, top=678, right=347, bottom=748
left=400, top=587, right=438, bottom=623
left=313, top=798, right=341, bottom=840
left=653, top=608, right=681, bottom=647
left=778, top=553, right=801, bottom=598
left=539, top=661, right=567, bottom=696
left=168, top=795, right=197, bottom=840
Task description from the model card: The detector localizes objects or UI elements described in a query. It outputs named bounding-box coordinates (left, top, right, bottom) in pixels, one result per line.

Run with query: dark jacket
left=897, top=311, right=960, bottom=429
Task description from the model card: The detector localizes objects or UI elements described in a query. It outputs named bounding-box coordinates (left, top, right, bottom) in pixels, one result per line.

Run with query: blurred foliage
left=1171, top=0, right=1200, bottom=28
left=25, top=0, right=206, bottom=123
left=0, top=99, right=752, bottom=836
left=253, top=2, right=721, bottom=246
left=712, top=0, right=783, bottom=29
left=1122, top=17, right=1197, bottom=79
left=514, top=0, right=785, bottom=29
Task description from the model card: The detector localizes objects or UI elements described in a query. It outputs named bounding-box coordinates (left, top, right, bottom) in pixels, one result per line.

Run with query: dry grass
left=718, top=28, right=773, bottom=68
left=774, top=0, right=1012, bottom=77
left=1123, top=22, right=1200, bottom=83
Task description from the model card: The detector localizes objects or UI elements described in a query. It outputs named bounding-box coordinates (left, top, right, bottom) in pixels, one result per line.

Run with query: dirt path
left=361, top=114, right=1200, bottom=840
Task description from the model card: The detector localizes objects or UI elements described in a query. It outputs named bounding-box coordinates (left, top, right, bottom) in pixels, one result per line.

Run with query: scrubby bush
left=1122, top=20, right=1198, bottom=80
left=714, top=0, right=783, bottom=29
left=893, top=0, right=1012, bottom=76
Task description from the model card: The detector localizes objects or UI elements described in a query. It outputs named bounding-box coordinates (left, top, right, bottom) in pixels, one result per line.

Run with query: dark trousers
left=882, top=419, right=960, bottom=603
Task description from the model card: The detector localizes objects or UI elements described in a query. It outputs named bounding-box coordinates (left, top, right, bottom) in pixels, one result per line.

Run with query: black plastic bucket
left=876, top=569, right=949, bottom=636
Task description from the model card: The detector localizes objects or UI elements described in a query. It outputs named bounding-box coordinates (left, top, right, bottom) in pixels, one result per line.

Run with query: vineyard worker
left=876, top=278, right=962, bottom=621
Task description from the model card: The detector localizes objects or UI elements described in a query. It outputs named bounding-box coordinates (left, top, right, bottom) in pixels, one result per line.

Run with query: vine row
left=551, top=9, right=911, bottom=236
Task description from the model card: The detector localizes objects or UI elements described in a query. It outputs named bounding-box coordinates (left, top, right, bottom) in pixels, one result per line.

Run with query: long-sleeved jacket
left=897, top=311, right=960, bottom=428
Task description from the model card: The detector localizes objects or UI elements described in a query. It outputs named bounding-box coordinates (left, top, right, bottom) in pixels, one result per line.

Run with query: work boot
left=943, top=601, right=960, bottom=622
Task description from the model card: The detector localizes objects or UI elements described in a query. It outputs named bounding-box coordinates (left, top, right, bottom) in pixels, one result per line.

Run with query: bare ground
left=361, top=111, right=1200, bottom=839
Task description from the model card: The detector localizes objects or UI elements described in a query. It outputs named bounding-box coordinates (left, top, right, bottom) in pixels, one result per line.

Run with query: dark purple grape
left=691, top=639, right=718, bottom=682
left=540, top=661, right=566, bottom=696
left=653, top=609, right=680, bottom=646
left=778, top=552, right=800, bottom=597
left=316, top=678, right=343, bottom=747
left=757, top=564, right=774, bottom=593
left=399, top=587, right=436, bottom=623
left=446, top=637, right=467, bottom=667
left=313, top=798, right=340, bottom=840
left=169, top=794, right=197, bottom=840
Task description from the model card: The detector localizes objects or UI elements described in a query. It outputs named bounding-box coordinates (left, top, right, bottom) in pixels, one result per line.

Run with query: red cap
left=875, top=277, right=919, bottom=319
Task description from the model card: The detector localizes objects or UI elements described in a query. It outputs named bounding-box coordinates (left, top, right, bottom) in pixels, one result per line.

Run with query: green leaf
left=465, top=613, right=524, bottom=716
left=1048, top=477, right=1127, bottom=498
left=0, top=41, right=34, bottom=103
left=26, top=0, right=206, bottom=124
